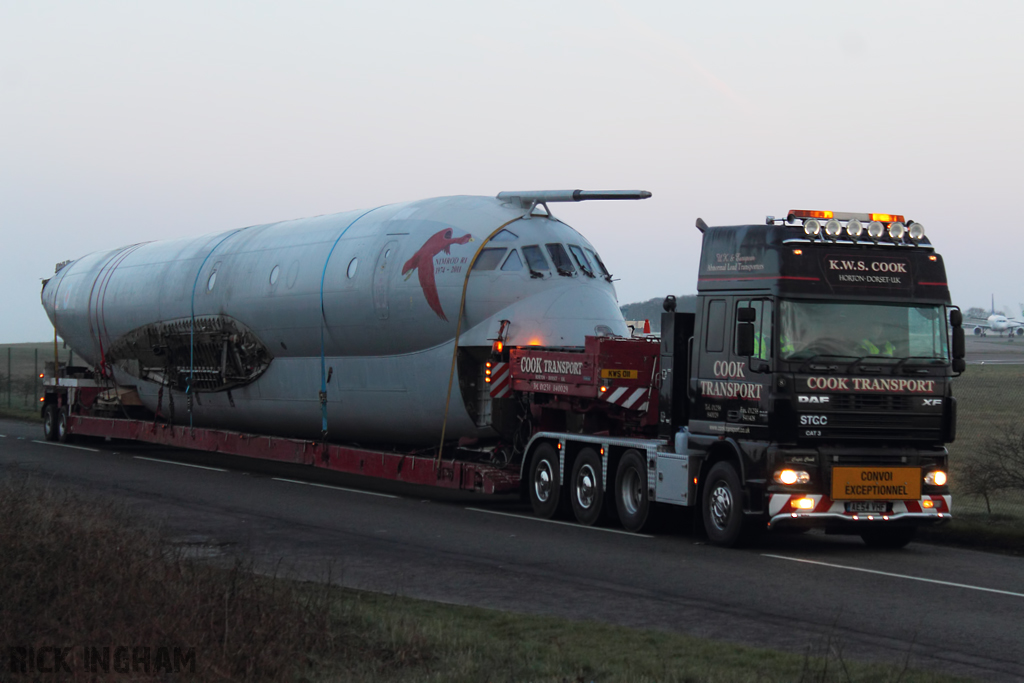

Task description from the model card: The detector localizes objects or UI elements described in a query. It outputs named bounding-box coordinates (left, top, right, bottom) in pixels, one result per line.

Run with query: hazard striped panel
left=489, top=362, right=511, bottom=398
left=600, top=385, right=651, bottom=412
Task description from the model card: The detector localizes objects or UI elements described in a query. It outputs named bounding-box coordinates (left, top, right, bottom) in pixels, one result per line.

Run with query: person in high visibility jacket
left=859, top=321, right=895, bottom=357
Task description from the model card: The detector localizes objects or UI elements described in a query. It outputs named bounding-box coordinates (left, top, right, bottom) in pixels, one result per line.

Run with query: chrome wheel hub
left=620, top=468, right=642, bottom=515
left=534, top=460, right=554, bottom=503
left=709, top=482, right=733, bottom=531
left=575, top=464, right=597, bottom=510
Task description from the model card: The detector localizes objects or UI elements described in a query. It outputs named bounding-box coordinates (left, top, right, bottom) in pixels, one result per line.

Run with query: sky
left=2, top=0, right=1023, bottom=342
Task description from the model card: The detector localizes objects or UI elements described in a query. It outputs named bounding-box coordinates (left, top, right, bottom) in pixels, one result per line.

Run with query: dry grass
left=0, top=473, right=974, bottom=683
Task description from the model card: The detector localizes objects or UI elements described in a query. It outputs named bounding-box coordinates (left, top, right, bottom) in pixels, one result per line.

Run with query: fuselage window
left=585, top=248, right=610, bottom=277
left=347, top=257, right=358, bottom=279
left=568, top=245, right=595, bottom=277
left=501, top=249, right=523, bottom=271
left=491, top=229, right=519, bottom=242
left=522, top=245, right=549, bottom=271
left=545, top=244, right=575, bottom=276
left=472, top=248, right=508, bottom=271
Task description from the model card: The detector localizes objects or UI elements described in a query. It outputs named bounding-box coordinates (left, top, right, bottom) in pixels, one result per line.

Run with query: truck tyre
left=860, top=527, right=916, bottom=549
left=57, top=409, right=71, bottom=444
left=570, top=447, right=604, bottom=526
left=43, top=404, right=59, bottom=442
left=614, top=449, right=649, bottom=533
left=702, top=461, right=747, bottom=547
left=528, top=443, right=562, bottom=519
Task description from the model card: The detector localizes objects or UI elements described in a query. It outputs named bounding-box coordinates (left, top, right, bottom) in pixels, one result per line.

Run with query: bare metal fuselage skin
left=41, top=195, right=628, bottom=445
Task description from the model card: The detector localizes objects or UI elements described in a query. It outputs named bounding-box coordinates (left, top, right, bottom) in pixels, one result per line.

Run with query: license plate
left=846, top=501, right=889, bottom=513
left=831, top=467, right=921, bottom=501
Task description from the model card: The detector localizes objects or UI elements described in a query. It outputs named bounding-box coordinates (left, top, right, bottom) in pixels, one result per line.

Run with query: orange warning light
left=492, top=340, right=503, bottom=354
left=789, top=209, right=833, bottom=220
left=869, top=213, right=905, bottom=223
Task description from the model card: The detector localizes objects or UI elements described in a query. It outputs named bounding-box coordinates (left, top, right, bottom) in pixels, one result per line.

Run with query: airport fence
left=0, top=344, right=66, bottom=413
left=949, top=363, right=1024, bottom=522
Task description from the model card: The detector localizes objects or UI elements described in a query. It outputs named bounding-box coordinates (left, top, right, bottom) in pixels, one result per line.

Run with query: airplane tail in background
left=992, top=294, right=996, bottom=316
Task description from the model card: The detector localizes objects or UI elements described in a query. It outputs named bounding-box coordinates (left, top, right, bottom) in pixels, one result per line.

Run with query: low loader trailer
left=42, top=209, right=965, bottom=548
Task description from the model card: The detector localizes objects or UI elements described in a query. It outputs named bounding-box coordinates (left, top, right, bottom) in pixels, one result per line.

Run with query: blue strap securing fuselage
left=318, top=207, right=383, bottom=436
left=188, top=229, right=245, bottom=430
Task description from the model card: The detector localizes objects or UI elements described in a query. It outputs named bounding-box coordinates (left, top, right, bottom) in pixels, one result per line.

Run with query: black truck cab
left=676, top=211, right=964, bottom=546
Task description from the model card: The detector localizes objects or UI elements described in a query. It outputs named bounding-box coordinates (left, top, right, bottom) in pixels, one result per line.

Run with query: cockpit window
left=546, top=243, right=575, bottom=276
left=586, top=248, right=610, bottom=277
left=568, top=245, right=595, bottom=277
left=522, top=245, right=549, bottom=271
left=491, top=229, right=518, bottom=242
left=501, top=249, right=523, bottom=271
left=472, top=248, right=508, bottom=271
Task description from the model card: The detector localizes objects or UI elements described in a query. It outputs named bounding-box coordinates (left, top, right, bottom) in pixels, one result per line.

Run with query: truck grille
left=830, top=394, right=913, bottom=411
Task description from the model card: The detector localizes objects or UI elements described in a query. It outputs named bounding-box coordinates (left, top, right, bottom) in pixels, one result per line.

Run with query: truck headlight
left=924, top=470, right=947, bottom=486
left=774, top=469, right=810, bottom=485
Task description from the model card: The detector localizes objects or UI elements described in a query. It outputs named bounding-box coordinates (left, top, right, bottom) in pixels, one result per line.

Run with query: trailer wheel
left=702, top=462, right=747, bottom=547
left=528, top=443, right=562, bottom=519
left=860, top=527, right=916, bottom=549
left=570, top=447, right=604, bottom=526
left=57, top=409, right=71, bottom=443
left=43, top=404, right=59, bottom=442
left=614, top=449, right=649, bottom=533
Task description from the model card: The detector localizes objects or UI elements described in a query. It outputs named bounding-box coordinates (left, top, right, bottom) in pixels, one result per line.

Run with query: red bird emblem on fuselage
left=402, top=228, right=473, bottom=321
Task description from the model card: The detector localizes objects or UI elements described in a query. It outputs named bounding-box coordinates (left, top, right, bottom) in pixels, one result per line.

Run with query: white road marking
left=763, top=554, right=1024, bottom=598
left=31, top=440, right=100, bottom=452
left=133, top=456, right=227, bottom=472
left=272, top=477, right=398, bottom=498
left=0, top=434, right=6, bottom=437
left=466, top=507, right=654, bottom=537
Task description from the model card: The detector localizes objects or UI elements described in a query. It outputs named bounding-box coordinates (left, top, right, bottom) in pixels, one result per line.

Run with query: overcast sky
left=3, top=0, right=1022, bottom=342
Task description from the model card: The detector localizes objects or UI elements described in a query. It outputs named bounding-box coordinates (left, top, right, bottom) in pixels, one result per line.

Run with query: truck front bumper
left=767, top=493, right=952, bottom=530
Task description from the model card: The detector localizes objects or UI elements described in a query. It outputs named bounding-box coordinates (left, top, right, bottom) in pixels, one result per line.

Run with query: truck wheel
left=57, top=409, right=71, bottom=444
left=860, top=527, right=916, bottom=549
left=702, top=462, right=747, bottom=547
left=528, top=443, right=562, bottom=519
left=570, top=448, right=604, bottom=526
left=614, top=449, right=649, bottom=533
left=43, top=404, right=59, bottom=441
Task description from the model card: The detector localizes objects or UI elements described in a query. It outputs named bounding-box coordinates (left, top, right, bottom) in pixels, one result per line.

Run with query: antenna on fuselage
left=497, top=189, right=652, bottom=219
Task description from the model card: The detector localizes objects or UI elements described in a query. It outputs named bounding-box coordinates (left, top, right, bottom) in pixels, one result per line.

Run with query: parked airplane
left=971, top=295, right=1024, bottom=338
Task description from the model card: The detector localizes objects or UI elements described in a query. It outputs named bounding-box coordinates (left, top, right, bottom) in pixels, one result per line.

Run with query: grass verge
left=0, top=474, right=973, bottom=683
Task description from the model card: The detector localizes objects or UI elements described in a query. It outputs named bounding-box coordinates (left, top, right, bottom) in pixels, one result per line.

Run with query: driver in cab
left=859, top=320, right=895, bottom=357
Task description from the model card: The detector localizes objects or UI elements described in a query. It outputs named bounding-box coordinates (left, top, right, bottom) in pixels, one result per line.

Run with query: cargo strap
left=318, top=206, right=384, bottom=440
left=436, top=216, right=524, bottom=467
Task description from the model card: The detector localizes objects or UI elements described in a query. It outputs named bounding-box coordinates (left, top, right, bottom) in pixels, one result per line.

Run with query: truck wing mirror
left=736, top=322, right=755, bottom=357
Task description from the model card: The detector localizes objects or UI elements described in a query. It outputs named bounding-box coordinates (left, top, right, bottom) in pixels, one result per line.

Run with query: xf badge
left=922, top=398, right=942, bottom=407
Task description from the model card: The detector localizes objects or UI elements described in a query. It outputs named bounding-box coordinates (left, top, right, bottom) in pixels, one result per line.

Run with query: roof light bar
left=788, top=210, right=905, bottom=224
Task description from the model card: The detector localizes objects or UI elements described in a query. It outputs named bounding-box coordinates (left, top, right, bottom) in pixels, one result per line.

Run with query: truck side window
left=706, top=299, right=726, bottom=352
left=736, top=300, right=770, bottom=360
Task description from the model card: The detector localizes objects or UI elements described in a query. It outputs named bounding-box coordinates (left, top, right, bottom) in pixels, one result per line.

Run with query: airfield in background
left=965, top=333, right=1024, bottom=364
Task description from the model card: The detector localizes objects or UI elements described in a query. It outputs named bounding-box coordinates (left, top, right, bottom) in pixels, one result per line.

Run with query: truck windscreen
left=778, top=300, right=949, bottom=362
